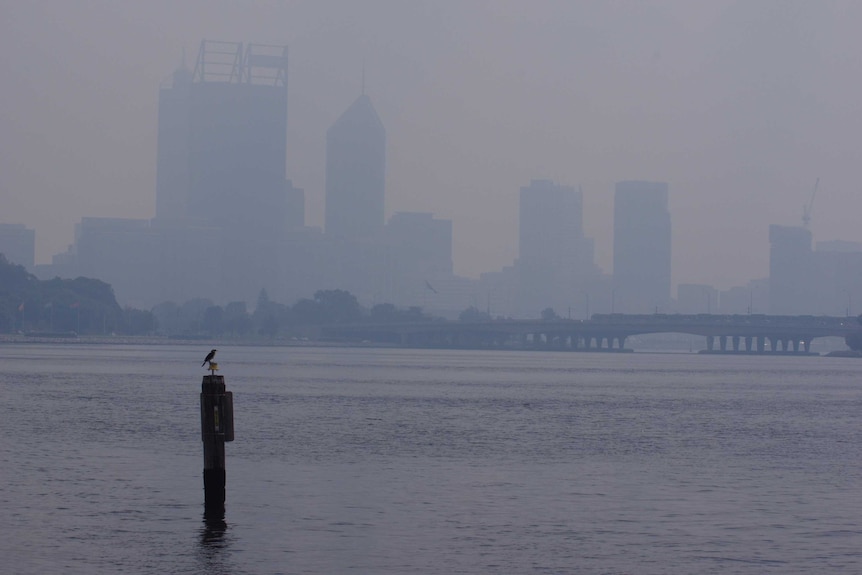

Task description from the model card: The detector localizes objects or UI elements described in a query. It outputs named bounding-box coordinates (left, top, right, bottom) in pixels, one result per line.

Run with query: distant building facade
left=516, top=179, right=599, bottom=318
left=154, top=41, right=297, bottom=304
left=325, top=93, right=386, bottom=241
left=383, top=211, right=453, bottom=308
left=768, top=226, right=862, bottom=316
left=676, top=283, right=718, bottom=315
left=0, top=223, right=35, bottom=269
left=613, top=181, right=671, bottom=313
left=768, top=224, right=814, bottom=315
left=31, top=43, right=476, bottom=316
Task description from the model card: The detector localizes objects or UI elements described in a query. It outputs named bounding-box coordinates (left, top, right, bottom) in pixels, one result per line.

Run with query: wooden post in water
left=200, top=370, right=234, bottom=514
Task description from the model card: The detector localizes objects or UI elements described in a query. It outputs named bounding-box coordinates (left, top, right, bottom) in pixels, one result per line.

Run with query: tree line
left=0, top=254, right=155, bottom=335
left=151, top=288, right=437, bottom=339
left=1, top=252, right=567, bottom=339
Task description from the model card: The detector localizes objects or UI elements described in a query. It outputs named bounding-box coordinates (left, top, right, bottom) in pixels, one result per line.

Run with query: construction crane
left=802, top=177, right=819, bottom=228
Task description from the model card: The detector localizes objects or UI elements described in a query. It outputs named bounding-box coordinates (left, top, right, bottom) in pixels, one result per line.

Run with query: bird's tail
left=202, top=361, right=207, bottom=367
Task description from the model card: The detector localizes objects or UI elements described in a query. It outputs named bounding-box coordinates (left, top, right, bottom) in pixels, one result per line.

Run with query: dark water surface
left=2, top=344, right=862, bottom=574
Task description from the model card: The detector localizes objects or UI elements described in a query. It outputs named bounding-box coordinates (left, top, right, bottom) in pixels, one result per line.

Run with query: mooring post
left=200, top=372, right=234, bottom=514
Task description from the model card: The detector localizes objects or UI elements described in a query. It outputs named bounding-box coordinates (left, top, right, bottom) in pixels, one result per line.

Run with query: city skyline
left=4, top=1, right=862, bottom=291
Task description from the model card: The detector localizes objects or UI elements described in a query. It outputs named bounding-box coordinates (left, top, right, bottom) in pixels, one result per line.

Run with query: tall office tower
left=325, top=93, right=386, bottom=241
left=613, top=181, right=671, bottom=314
left=154, top=41, right=295, bottom=303
left=517, top=179, right=596, bottom=317
left=768, top=224, right=814, bottom=314
left=155, top=65, right=192, bottom=221
left=383, top=212, right=453, bottom=307
left=156, top=41, right=291, bottom=227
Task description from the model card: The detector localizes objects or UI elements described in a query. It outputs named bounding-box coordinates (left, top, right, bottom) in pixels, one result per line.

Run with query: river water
left=2, top=344, right=861, bottom=574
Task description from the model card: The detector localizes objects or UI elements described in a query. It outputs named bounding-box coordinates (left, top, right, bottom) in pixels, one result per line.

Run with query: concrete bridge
left=319, top=313, right=862, bottom=354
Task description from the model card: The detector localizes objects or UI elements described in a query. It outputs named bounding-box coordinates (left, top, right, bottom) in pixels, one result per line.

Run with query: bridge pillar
left=745, top=336, right=752, bottom=352
left=706, top=335, right=715, bottom=351
left=720, top=336, right=727, bottom=352
left=732, top=336, right=740, bottom=352
left=769, top=337, right=778, bottom=352
left=803, top=339, right=811, bottom=353
left=619, top=335, right=627, bottom=350
left=757, top=336, right=766, bottom=353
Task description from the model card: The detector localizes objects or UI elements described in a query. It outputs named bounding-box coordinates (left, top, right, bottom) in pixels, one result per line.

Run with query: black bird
left=202, top=349, right=217, bottom=367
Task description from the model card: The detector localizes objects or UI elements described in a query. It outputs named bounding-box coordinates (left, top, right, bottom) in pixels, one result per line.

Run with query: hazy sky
left=2, top=0, right=862, bottom=290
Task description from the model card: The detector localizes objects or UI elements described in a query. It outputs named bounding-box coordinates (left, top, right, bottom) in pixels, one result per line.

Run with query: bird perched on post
left=202, top=349, right=217, bottom=367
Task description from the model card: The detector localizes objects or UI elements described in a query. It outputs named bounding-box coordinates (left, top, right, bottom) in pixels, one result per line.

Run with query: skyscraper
left=768, top=224, right=813, bottom=314
left=325, top=93, right=386, bottom=241
left=153, top=41, right=295, bottom=303
left=156, top=41, right=291, bottom=229
left=613, top=181, right=671, bottom=313
left=517, top=179, right=597, bottom=317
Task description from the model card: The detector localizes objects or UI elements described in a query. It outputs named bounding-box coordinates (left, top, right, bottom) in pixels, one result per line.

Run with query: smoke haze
left=2, top=0, right=861, bottom=290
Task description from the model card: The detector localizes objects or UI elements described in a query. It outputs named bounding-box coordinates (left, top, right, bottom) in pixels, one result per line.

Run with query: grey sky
left=2, top=0, right=861, bottom=291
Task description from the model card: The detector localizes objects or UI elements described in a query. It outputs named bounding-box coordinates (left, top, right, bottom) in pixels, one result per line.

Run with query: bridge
left=319, top=313, right=862, bottom=354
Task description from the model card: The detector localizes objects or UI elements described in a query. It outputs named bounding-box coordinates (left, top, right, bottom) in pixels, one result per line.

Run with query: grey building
left=517, top=179, right=597, bottom=318
left=153, top=41, right=297, bottom=304
left=768, top=224, right=814, bottom=315
left=0, top=223, right=36, bottom=269
left=613, top=181, right=671, bottom=314
left=676, top=283, right=718, bottom=315
left=768, top=225, right=862, bottom=316
left=325, top=93, right=386, bottom=241
left=383, top=212, right=453, bottom=309
left=73, top=218, right=160, bottom=308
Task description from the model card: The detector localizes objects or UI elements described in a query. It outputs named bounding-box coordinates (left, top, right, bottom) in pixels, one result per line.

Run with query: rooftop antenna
left=802, top=177, right=819, bottom=228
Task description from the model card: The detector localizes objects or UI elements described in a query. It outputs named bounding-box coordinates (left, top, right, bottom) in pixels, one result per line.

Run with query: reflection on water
left=197, top=512, right=231, bottom=575
left=200, top=511, right=228, bottom=548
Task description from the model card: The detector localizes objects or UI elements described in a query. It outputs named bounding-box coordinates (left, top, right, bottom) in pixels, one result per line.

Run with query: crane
left=802, top=177, right=819, bottom=228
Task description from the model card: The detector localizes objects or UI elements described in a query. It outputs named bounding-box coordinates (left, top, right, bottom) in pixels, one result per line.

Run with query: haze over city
left=3, top=0, right=862, bottom=291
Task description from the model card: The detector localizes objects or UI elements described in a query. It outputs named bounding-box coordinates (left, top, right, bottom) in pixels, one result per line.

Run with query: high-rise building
left=325, top=93, right=386, bottom=241
left=768, top=224, right=813, bottom=314
left=155, top=66, right=192, bottom=221
left=517, top=179, right=597, bottom=318
left=153, top=41, right=295, bottom=303
left=383, top=212, right=453, bottom=308
left=613, top=181, right=671, bottom=314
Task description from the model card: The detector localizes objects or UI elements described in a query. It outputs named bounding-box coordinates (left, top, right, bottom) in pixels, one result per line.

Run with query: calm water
left=2, top=344, right=862, bottom=574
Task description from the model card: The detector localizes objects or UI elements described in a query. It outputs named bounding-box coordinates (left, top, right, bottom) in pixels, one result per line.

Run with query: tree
left=179, top=298, right=215, bottom=334
left=370, top=303, right=398, bottom=321
left=314, top=289, right=362, bottom=323
left=459, top=306, right=491, bottom=322
left=202, top=305, right=224, bottom=335
left=151, top=301, right=181, bottom=335
left=120, top=307, right=157, bottom=335
left=541, top=307, right=560, bottom=321
left=224, top=301, right=252, bottom=336
left=291, top=298, right=319, bottom=324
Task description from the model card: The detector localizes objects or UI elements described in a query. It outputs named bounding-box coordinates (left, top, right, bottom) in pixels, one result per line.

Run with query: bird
left=202, top=349, right=217, bottom=367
